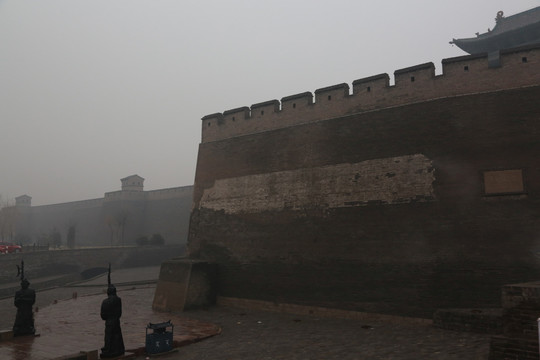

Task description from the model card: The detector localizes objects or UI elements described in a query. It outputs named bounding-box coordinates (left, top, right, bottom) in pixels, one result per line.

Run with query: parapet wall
left=145, top=186, right=193, bottom=200
left=201, top=45, right=540, bottom=143
left=32, top=198, right=104, bottom=212
left=104, top=186, right=192, bottom=201
left=104, top=190, right=146, bottom=201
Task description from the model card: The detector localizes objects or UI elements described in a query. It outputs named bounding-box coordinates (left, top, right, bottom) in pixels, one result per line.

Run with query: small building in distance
left=15, top=195, right=32, bottom=207
left=121, top=174, right=145, bottom=192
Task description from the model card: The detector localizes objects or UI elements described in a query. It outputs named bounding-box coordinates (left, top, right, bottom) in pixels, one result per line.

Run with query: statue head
left=21, top=279, right=30, bottom=289
left=107, top=284, right=117, bottom=296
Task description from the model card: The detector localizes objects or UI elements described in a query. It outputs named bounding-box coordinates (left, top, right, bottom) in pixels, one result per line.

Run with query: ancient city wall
left=26, top=198, right=106, bottom=246
left=145, top=186, right=193, bottom=200
left=16, top=185, right=193, bottom=247
left=32, top=198, right=104, bottom=212
left=142, top=187, right=193, bottom=244
left=189, top=47, right=540, bottom=318
left=201, top=45, right=540, bottom=143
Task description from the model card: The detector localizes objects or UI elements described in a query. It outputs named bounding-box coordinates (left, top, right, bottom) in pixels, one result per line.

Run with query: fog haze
left=1, top=0, right=538, bottom=205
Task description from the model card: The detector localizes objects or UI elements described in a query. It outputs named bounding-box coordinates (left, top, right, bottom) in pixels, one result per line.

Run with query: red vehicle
left=0, top=243, right=22, bottom=254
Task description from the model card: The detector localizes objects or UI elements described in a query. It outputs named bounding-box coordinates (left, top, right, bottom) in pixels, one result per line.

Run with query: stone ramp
left=0, top=273, right=83, bottom=299
left=66, top=266, right=161, bottom=288
left=0, top=266, right=162, bottom=300
left=0, top=286, right=220, bottom=359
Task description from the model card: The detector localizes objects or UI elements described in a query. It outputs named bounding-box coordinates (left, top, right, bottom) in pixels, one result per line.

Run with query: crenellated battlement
left=102, top=186, right=193, bottom=202
left=145, top=185, right=193, bottom=200
left=32, top=198, right=104, bottom=211
left=201, top=44, right=540, bottom=143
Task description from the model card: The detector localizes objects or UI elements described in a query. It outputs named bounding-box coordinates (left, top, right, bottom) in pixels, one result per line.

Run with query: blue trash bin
left=146, top=321, right=174, bottom=355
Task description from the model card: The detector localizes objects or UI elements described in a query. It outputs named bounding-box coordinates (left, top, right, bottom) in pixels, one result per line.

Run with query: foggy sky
left=1, top=0, right=538, bottom=206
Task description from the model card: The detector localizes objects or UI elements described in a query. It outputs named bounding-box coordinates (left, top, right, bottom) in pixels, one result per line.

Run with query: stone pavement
left=0, top=266, right=493, bottom=359
left=135, top=306, right=492, bottom=360
left=0, top=266, right=221, bottom=359
left=0, top=286, right=221, bottom=359
left=0, top=266, right=164, bottom=334
left=70, top=266, right=162, bottom=287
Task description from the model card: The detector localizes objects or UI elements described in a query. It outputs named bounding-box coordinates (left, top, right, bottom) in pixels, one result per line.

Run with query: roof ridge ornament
left=496, top=10, right=504, bottom=23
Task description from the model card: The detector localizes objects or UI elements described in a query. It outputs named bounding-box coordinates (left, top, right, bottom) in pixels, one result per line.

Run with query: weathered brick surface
left=199, top=154, right=435, bottom=214
left=489, top=336, right=538, bottom=360
left=153, top=258, right=218, bottom=312
left=433, top=308, right=503, bottom=334
left=489, top=336, right=539, bottom=360
left=484, top=282, right=540, bottom=359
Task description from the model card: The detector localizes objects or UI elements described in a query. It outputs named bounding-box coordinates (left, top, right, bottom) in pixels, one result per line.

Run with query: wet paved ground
left=0, top=266, right=163, bottom=332
left=0, top=267, right=220, bottom=359
left=147, top=306, right=491, bottom=360
left=0, top=266, right=492, bottom=359
left=0, top=286, right=219, bottom=359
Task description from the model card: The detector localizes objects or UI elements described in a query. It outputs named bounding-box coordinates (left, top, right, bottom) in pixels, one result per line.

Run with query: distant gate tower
left=120, top=175, right=144, bottom=192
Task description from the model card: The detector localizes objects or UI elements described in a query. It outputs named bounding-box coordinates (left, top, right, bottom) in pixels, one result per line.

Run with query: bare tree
left=66, top=220, right=77, bottom=249
left=114, top=209, right=129, bottom=246
left=105, top=209, right=130, bottom=246
left=49, top=227, right=62, bottom=248
left=105, top=216, right=117, bottom=246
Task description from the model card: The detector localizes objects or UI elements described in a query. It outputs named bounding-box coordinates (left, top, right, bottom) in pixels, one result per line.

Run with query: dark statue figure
left=100, top=265, right=125, bottom=358
left=13, top=261, right=36, bottom=336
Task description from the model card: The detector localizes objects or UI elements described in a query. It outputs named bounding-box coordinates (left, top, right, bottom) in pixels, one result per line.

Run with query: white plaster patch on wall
left=199, top=154, right=435, bottom=214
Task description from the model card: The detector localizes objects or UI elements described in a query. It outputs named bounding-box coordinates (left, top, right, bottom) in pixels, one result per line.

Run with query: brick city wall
left=433, top=308, right=503, bottom=334
left=201, top=45, right=540, bottom=143
left=189, top=80, right=540, bottom=318
left=489, top=282, right=540, bottom=359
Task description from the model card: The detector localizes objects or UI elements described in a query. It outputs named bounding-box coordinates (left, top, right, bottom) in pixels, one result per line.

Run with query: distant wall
left=15, top=185, right=193, bottom=247
left=144, top=197, right=191, bottom=244
left=201, top=45, right=540, bottom=143
left=25, top=198, right=107, bottom=246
